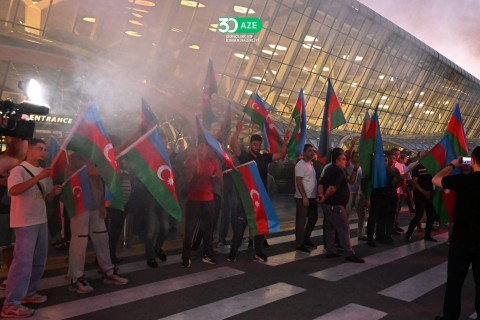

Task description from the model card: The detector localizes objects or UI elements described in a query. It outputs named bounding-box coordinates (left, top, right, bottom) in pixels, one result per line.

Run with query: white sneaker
left=70, top=277, right=94, bottom=294
left=103, top=273, right=128, bottom=285
left=1, top=304, right=34, bottom=318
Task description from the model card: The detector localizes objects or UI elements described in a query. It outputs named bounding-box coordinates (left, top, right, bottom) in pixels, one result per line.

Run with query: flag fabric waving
left=65, top=103, right=123, bottom=210
left=228, top=161, right=279, bottom=236
left=118, top=126, right=182, bottom=221
left=287, top=89, right=307, bottom=160
left=445, top=103, right=468, bottom=157
left=202, top=59, right=218, bottom=130
left=141, top=97, right=159, bottom=129
left=195, top=115, right=235, bottom=169
left=318, top=78, right=346, bottom=165
left=47, top=136, right=68, bottom=184
left=62, top=166, right=93, bottom=218
left=243, top=92, right=282, bottom=152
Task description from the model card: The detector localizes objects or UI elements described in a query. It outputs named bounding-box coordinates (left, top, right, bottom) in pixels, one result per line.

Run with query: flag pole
left=117, top=125, right=158, bottom=159
left=61, top=165, right=87, bottom=188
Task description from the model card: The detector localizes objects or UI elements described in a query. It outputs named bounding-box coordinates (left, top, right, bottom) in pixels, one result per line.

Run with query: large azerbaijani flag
left=195, top=115, right=235, bottom=169
left=318, top=78, right=346, bottom=165
left=118, top=126, right=182, bottom=221
left=243, top=92, right=283, bottom=153
left=445, top=103, right=468, bottom=157
left=62, top=166, right=93, bottom=217
left=65, top=103, right=123, bottom=210
left=202, top=59, right=218, bottom=130
left=228, top=161, right=279, bottom=236
left=287, top=88, right=307, bottom=160
left=47, top=136, right=68, bottom=184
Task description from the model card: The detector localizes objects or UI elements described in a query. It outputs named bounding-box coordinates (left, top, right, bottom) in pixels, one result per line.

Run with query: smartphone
left=461, top=157, right=472, bottom=165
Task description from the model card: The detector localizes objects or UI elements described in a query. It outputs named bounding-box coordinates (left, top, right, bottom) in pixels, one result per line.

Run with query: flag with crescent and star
left=65, top=103, right=123, bottom=210
left=62, top=166, right=93, bottom=217
left=195, top=115, right=235, bottom=169
left=243, top=92, right=283, bottom=153
left=118, top=126, right=182, bottom=221
left=287, top=88, right=307, bottom=160
left=228, top=161, right=279, bottom=236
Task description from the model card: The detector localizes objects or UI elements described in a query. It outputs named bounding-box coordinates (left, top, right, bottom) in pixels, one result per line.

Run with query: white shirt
left=394, top=161, right=404, bottom=194
left=294, top=159, right=317, bottom=198
left=8, top=161, right=53, bottom=228
left=346, top=163, right=363, bottom=194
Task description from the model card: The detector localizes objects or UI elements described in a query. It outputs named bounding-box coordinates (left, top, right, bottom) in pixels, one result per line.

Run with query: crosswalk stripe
left=378, top=261, right=447, bottom=302
left=309, top=233, right=448, bottom=281
left=312, top=303, right=387, bottom=320
left=33, top=267, right=244, bottom=319
left=158, top=282, right=306, bottom=320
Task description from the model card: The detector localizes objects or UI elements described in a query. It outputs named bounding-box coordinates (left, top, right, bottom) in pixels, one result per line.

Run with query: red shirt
left=185, top=155, right=219, bottom=201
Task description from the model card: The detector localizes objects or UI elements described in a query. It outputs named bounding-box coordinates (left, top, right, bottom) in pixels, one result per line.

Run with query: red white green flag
left=318, top=78, right=346, bottom=165
left=62, top=166, right=93, bottom=217
left=287, top=89, right=307, bottom=160
left=118, top=126, right=182, bottom=221
left=64, top=103, right=123, bottom=210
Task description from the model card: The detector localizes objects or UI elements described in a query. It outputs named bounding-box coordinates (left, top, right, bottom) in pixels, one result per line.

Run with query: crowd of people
left=0, top=124, right=479, bottom=319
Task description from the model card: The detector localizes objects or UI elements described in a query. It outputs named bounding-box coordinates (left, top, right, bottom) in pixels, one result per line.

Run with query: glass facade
left=1, top=0, right=480, bottom=151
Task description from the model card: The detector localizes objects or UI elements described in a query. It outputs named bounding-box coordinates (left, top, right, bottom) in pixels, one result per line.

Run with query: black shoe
left=325, top=253, right=340, bottom=258
left=155, top=249, right=167, bottom=262
left=181, top=258, right=191, bottom=268
left=147, top=258, right=158, bottom=268
left=391, top=230, right=401, bottom=235
left=396, top=226, right=405, bottom=232
left=263, top=239, right=270, bottom=248
left=227, top=252, right=236, bottom=262
left=345, top=254, right=365, bottom=263
left=248, top=240, right=253, bottom=248
left=358, top=236, right=368, bottom=241
left=296, top=245, right=311, bottom=253
left=254, top=251, right=268, bottom=262
left=304, top=239, right=317, bottom=249
left=367, top=240, right=376, bottom=247
left=424, top=237, right=438, bottom=242
left=405, top=235, right=412, bottom=243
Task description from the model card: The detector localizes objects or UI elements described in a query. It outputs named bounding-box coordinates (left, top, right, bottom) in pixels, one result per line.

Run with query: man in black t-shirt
left=432, top=146, right=480, bottom=320
left=405, top=150, right=436, bottom=242
left=319, top=150, right=364, bottom=263
left=227, top=121, right=289, bottom=262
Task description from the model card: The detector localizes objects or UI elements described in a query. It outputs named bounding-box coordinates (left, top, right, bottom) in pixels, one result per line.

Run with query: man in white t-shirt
left=1, top=138, right=62, bottom=318
left=294, top=144, right=318, bottom=253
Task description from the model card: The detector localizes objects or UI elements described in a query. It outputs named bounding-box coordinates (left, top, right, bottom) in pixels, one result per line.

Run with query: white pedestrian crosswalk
left=1, top=227, right=473, bottom=319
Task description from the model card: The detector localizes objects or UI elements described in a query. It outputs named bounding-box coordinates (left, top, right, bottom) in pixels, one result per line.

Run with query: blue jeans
left=3, top=223, right=48, bottom=306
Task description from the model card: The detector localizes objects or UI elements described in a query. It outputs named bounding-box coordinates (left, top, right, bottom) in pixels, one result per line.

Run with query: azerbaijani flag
left=195, top=115, right=235, bottom=169
left=141, top=97, right=159, bottom=129
left=62, top=166, right=93, bottom=217
left=228, top=161, right=279, bottom=236
left=202, top=59, right=218, bottom=130
left=318, top=78, right=346, bottom=165
left=243, top=92, right=282, bottom=152
left=445, top=103, right=468, bottom=157
left=65, top=103, right=123, bottom=210
left=287, top=88, right=307, bottom=160
left=47, top=136, right=68, bottom=184
left=118, top=126, right=182, bottom=221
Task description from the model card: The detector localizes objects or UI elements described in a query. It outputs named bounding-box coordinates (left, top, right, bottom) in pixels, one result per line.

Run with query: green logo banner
left=218, top=17, right=262, bottom=34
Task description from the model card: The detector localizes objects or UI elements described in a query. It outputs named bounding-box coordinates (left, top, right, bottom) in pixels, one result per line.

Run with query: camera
left=461, top=157, right=472, bottom=165
left=0, top=99, right=50, bottom=140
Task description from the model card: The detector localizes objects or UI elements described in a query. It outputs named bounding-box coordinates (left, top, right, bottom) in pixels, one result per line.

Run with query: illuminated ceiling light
left=408, top=90, right=412, bottom=94
left=132, top=8, right=149, bottom=13
left=261, top=49, right=278, bottom=56
left=342, top=55, right=350, bottom=60
left=82, top=17, right=96, bottom=23
left=425, top=110, right=434, bottom=115
left=379, top=75, right=385, bottom=80
left=381, top=95, right=388, bottom=100
left=209, top=28, right=217, bottom=32
left=444, top=101, right=450, bottom=105
left=414, top=102, right=425, bottom=107
left=125, top=30, right=143, bottom=37
left=181, top=0, right=206, bottom=7
left=132, top=13, right=143, bottom=18
left=322, top=67, right=330, bottom=72
left=134, top=0, right=156, bottom=6
left=390, top=77, right=395, bottom=81
left=270, top=70, right=277, bottom=75
left=354, top=56, right=363, bottom=61
left=233, top=5, right=255, bottom=14
left=188, top=44, right=200, bottom=49
left=350, top=82, right=358, bottom=87
left=234, top=53, right=249, bottom=60
left=245, top=89, right=253, bottom=95
left=171, top=27, right=182, bottom=32
left=268, top=44, right=287, bottom=51
left=379, top=104, right=389, bottom=109
left=304, top=35, right=318, bottom=42
left=302, top=67, right=309, bottom=72
left=419, top=91, right=425, bottom=96
left=251, top=76, right=263, bottom=81
left=209, top=23, right=218, bottom=32
left=359, top=99, right=372, bottom=104
left=129, top=20, right=143, bottom=26
left=408, top=114, right=413, bottom=118
left=280, top=92, right=289, bottom=97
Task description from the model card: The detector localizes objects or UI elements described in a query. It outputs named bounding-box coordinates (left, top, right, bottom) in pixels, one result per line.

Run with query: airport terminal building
left=1, top=0, right=480, bottom=152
